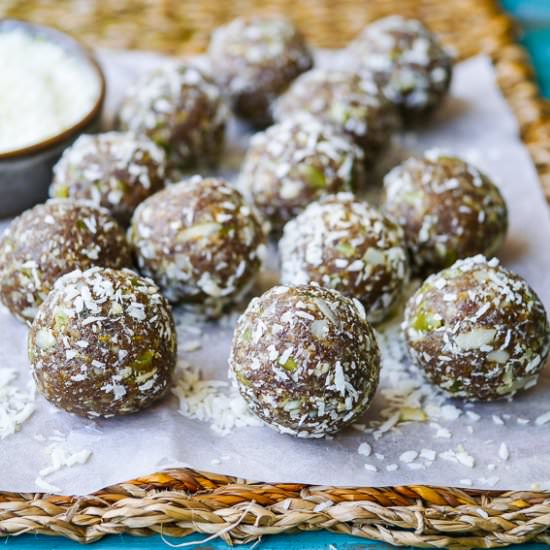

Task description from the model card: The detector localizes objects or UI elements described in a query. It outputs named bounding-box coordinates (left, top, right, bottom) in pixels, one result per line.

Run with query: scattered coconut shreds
left=440, top=404, right=462, bottom=421
left=35, top=477, right=61, bottom=493
left=386, top=464, right=399, bottom=472
left=466, top=411, right=480, bottom=422
left=535, top=411, right=550, bottom=426
left=498, top=443, right=510, bottom=461
left=35, top=438, right=92, bottom=493
left=181, top=340, right=202, bottom=353
left=171, top=364, right=262, bottom=435
left=492, top=415, right=504, bottom=426
left=460, top=479, right=473, bottom=487
left=364, top=463, right=378, bottom=472
left=440, top=448, right=475, bottom=468
left=373, top=412, right=400, bottom=438
left=430, top=423, right=452, bottom=439
left=0, top=368, right=35, bottom=439
left=479, top=476, right=499, bottom=487
left=420, top=448, right=437, bottom=461
left=399, top=450, right=418, bottom=463
left=517, top=417, right=530, bottom=425
left=357, top=442, right=372, bottom=457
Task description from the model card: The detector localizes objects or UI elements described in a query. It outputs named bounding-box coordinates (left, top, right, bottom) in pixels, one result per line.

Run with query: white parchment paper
left=2, top=50, right=550, bottom=495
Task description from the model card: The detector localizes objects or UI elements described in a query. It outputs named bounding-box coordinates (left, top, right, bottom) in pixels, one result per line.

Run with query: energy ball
left=238, top=114, right=365, bottom=232
left=280, top=194, right=410, bottom=323
left=350, top=16, right=453, bottom=120
left=208, top=16, right=313, bottom=127
left=403, top=255, right=550, bottom=401
left=50, top=132, right=166, bottom=225
left=117, top=63, right=228, bottom=173
left=0, top=200, right=132, bottom=323
left=129, top=176, right=266, bottom=316
left=229, top=285, right=381, bottom=437
left=28, top=267, right=177, bottom=418
left=382, top=150, right=508, bottom=274
left=275, top=69, right=398, bottom=165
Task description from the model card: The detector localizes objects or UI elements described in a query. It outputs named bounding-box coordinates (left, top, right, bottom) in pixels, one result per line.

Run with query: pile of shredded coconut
left=33, top=431, right=92, bottom=493
left=0, top=29, right=100, bottom=153
left=172, top=361, right=262, bottom=436
left=0, top=368, right=35, bottom=439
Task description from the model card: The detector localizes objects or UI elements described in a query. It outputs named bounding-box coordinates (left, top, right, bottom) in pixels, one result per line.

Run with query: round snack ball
left=403, top=255, right=550, bottom=401
left=229, top=285, right=381, bottom=438
left=28, top=267, right=177, bottom=417
left=208, top=16, right=313, bottom=127
left=117, top=63, right=228, bottom=173
left=0, top=200, right=132, bottom=323
left=238, top=114, right=365, bottom=232
left=280, top=194, right=410, bottom=323
left=382, top=150, right=508, bottom=274
left=129, top=176, right=266, bottom=316
left=50, top=132, right=166, bottom=225
left=350, top=16, right=453, bottom=120
left=274, top=69, right=398, bottom=165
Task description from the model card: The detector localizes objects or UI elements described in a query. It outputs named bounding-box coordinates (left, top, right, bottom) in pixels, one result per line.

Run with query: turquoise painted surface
left=3, top=533, right=550, bottom=549
left=502, top=0, right=550, bottom=97
left=4, top=1, right=550, bottom=548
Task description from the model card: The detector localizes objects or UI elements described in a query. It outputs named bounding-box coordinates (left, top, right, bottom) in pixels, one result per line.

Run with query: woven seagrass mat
left=2, top=0, right=550, bottom=547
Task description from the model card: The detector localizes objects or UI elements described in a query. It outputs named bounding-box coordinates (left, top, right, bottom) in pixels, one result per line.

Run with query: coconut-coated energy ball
left=117, top=63, right=228, bottom=173
left=229, top=285, right=381, bottom=438
left=0, top=200, right=132, bottom=323
left=403, top=255, right=550, bottom=401
left=382, top=150, right=508, bottom=274
left=350, top=16, right=453, bottom=120
left=280, top=194, right=410, bottom=323
left=275, top=69, right=398, bottom=165
left=129, top=176, right=266, bottom=316
left=28, top=267, right=177, bottom=418
left=238, top=114, right=365, bottom=232
left=208, top=16, right=313, bottom=127
left=50, top=132, right=166, bottom=225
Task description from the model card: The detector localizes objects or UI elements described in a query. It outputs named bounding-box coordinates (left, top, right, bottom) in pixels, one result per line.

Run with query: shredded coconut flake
left=0, top=368, right=35, bottom=439
left=172, top=364, right=262, bottom=435
left=535, top=411, right=550, bottom=426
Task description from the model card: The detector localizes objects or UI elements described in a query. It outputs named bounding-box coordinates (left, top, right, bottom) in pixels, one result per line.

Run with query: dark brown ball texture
left=280, top=193, right=410, bottom=323
left=29, top=267, right=177, bottom=418
left=50, top=132, right=166, bottom=226
left=403, top=255, right=550, bottom=401
left=208, top=16, right=313, bottom=127
left=274, top=69, right=399, bottom=165
left=229, top=285, right=381, bottom=438
left=129, top=176, right=266, bottom=316
left=382, top=151, right=508, bottom=274
left=238, top=113, right=365, bottom=232
left=0, top=199, right=132, bottom=323
left=350, top=16, right=453, bottom=121
left=117, top=63, right=228, bottom=174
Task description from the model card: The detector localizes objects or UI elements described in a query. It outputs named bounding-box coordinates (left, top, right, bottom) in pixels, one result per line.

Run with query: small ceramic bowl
left=0, top=19, right=106, bottom=219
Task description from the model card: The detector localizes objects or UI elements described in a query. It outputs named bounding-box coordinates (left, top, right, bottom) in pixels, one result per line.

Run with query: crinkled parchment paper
left=2, top=50, right=550, bottom=495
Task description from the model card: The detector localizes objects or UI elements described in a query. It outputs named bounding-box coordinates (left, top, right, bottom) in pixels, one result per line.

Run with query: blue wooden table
left=4, top=2, right=550, bottom=548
